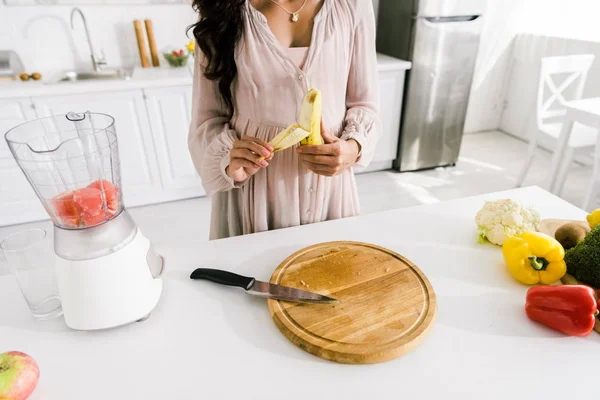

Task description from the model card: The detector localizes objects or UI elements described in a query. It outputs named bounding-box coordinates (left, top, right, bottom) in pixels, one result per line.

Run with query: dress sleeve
left=188, top=46, right=249, bottom=196
left=339, top=0, right=382, bottom=169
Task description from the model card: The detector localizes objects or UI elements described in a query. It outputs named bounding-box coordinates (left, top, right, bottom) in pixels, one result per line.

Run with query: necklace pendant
left=291, top=12, right=299, bottom=22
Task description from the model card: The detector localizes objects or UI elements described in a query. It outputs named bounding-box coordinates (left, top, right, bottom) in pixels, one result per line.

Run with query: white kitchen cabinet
left=0, top=97, right=37, bottom=159
left=358, top=55, right=410, bottom=173
left=0, top=158, right=48, bottom=226
left=143, top=86, right=206, bottom=200
left=0, top=98, right=48, bottom=225
left=30, top=90, right=163, bottom=208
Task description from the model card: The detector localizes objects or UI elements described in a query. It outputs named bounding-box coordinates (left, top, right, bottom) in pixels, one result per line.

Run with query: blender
left=4, top=111, right=164, bottom=330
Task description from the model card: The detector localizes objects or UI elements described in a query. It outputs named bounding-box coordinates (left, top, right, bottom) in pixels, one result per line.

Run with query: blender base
left=54, top=226, right=164, bottom=331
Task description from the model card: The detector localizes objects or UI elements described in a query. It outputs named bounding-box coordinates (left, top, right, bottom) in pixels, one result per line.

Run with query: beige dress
left=188, top=0, right=381, bottom=240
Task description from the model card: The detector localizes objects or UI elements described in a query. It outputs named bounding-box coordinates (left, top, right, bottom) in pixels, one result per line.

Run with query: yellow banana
left=270, top=124, right=310, bottom=152
left=261, top=88, right=324, bottom=160
left=298, top=88, right=323, bottom=146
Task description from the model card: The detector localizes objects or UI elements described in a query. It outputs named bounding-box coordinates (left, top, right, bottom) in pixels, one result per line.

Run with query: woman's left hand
left=296, top=120, right=361, bottom=177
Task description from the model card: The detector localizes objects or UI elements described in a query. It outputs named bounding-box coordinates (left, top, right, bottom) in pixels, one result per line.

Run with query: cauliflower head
left=475, top=199, right=540, bottom=245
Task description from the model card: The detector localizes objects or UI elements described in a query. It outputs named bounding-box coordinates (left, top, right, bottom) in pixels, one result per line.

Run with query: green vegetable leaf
left=477, top=228, right=488, bottom=244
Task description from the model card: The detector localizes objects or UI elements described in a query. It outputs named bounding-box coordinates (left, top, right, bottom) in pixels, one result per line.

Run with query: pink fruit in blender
left=81, top=211, right=108, bottom=227
left=51, top=191, right=81, bottom=228
left=87, top=179, right=120, bottom=214
left=72, top=187, right=103, bottom=216
left=50, top=180, right=120, bottom=228
left=0, top=351, right=40, bottom=400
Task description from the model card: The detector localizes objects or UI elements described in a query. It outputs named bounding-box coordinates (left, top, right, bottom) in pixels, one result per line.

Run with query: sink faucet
left=70, top=7, right=106, bottom=72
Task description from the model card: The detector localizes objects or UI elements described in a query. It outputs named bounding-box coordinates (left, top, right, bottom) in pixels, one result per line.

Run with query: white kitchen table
left=1, top=186, right=597, bottom=399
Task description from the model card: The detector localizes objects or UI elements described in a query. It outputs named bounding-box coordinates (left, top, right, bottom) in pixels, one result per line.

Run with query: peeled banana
left=298, top=88, right=324, bottom=146
left=264, top=88, right=324, bottom=157
left=269, top=124, right=310, bottom=152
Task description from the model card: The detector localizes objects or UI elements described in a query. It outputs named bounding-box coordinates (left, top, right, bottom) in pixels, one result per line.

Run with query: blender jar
left=4, top=112, right=124, bottom=229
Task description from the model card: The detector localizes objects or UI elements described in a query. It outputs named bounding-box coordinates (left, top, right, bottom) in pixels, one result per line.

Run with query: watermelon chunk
left=87, top=179, right=120, bottom=214
left=81, top=210, right=109, bottom=227
left=73, top=187, right=103, bottom=216
left=51, top=191, right=81, bottom=228
left=50, top=180, right=121, bottom=228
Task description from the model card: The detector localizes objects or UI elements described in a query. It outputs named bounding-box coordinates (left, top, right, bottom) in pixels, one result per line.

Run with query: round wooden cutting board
left=267, top=241, right=437, bottom=364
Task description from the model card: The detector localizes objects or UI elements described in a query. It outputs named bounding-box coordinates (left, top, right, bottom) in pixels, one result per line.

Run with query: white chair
left=580, top=102, right=600, bottom=211
left=516, top=54, right=596, bottom=195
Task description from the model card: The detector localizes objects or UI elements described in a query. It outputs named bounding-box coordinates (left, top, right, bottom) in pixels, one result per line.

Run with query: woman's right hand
left=226, top=135, right=274, bottom=182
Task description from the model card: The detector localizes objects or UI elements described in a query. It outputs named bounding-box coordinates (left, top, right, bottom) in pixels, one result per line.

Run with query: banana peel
left=261, top=88, right=324, bottom=159
left=270, top=124, right=310, bottom=152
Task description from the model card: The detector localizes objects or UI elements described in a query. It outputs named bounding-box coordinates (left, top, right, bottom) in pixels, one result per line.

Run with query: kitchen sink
left=56, top=69, right=132, bottom=83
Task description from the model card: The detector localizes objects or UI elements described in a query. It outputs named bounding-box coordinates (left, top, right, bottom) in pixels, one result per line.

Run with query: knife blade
left=189, top=268, right=339, bottom=304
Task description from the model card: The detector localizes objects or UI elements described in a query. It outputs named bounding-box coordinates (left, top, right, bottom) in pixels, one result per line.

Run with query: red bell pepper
left=525, top=285, right=599, bottom=336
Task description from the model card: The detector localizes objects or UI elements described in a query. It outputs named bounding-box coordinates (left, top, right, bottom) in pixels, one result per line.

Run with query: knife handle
left=190, top=268, right=255, bottom=290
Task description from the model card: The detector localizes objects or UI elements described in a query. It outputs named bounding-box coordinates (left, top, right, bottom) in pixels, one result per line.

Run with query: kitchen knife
left=190, top=268, right=338, bottom=304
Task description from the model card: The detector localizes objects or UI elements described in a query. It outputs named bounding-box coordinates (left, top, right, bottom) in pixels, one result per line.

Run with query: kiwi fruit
left=555, top=222, right=590, bottom=250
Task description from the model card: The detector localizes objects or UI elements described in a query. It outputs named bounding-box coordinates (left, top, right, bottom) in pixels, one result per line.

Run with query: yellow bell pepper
left=501, top=231, right=566, bottom=285
left=587, top=209, right=600, bottom=229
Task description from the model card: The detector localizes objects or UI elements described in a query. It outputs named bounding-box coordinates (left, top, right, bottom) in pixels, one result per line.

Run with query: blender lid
left=65, top=111, right=87, bottom=122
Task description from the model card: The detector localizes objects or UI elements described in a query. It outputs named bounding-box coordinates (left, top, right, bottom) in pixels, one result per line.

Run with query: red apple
left=0, top=351, right=40, bottom=400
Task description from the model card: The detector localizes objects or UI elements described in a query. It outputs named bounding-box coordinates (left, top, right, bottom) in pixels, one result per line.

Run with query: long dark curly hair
left=188, top=0, right=246, bottom=115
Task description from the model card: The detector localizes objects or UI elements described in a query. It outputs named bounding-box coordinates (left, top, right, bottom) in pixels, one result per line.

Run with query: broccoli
left=564, top=225, right=600, bottom=288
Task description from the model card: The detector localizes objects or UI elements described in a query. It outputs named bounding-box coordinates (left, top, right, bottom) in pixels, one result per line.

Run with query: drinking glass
left=0, top=229, right=62, bottom=320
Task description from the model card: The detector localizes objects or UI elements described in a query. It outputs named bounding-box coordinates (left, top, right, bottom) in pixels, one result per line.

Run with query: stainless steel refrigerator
left=376, top=0, right=486, bottom=172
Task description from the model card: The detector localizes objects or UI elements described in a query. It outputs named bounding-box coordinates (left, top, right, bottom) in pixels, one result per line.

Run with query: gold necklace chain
left=268, top=0, right=309, bottom=22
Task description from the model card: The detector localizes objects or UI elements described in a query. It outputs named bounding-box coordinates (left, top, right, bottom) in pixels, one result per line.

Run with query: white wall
left=499, top=0, right=600, bottom=143
left=500, top=36, right=600, bottom=145
left=517, top=0, right=600, bottom=42
left=0, top=2, right=197, bottom=78
left=465, top=0, right=600, bottom=134
left=464, top=0, right=525, bottom=133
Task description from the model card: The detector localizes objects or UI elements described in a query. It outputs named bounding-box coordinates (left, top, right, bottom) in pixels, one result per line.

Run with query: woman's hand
left=296, top=120, right=361, bottom=177
left=227, top=135, right=274, bottom=182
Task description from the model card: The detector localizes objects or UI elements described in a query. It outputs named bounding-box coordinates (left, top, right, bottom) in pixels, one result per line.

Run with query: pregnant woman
left=188, top=0, right=381, bottom=240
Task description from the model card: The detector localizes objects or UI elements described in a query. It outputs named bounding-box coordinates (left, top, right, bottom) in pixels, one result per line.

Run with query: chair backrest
left=536, top=54, right=595, bottom=128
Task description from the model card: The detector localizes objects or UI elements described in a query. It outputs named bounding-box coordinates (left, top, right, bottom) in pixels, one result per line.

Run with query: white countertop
left=0, top=67, right=194, bottom=99
left=0, top=54, right=411, bottom=99
left=0, top=186, right=597, bottom=399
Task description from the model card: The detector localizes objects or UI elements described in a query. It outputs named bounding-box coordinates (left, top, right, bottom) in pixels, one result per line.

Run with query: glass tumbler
left=1, top=229, right=63, bottom=320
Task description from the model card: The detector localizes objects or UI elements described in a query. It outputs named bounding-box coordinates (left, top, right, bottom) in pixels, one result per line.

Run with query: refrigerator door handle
left=420, top=15, right=481, bottom=23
